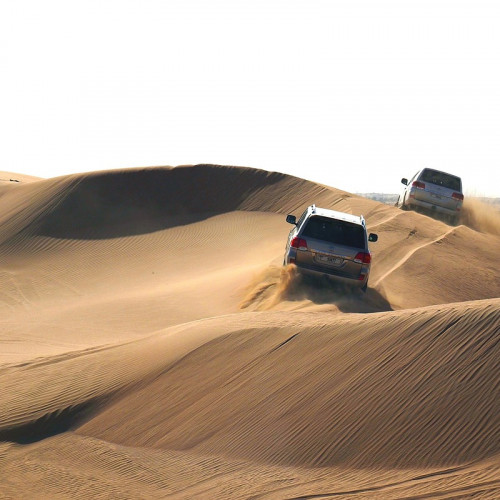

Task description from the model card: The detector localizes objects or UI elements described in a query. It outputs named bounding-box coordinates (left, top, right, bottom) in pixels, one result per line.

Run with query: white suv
left=283, top=205, right=378, bottom=292
left=396, top=168, right=464, bottom=224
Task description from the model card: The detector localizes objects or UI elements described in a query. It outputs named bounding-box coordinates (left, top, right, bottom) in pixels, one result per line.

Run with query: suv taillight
left=354, top=252, right=371, bottom=264
left=452, top=192, right=464, bottom=201
left=291, top=237, right=308, bottom=250
left=412, top=181, right=425, bottom=189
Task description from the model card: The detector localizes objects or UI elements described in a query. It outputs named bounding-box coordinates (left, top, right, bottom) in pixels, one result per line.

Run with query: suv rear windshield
left=302, top=216, right=365, bottom=248
left=420, top=169, right=461, bottom=191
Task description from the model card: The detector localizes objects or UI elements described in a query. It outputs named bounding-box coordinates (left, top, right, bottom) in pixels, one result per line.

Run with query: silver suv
left=396, top=168, right=464, bottom=224
left=283, top=205, right=378, bottom=292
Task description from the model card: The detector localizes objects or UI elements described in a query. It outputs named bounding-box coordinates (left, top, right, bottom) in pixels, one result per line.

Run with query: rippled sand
left=1, top=165, right=499, bottom=499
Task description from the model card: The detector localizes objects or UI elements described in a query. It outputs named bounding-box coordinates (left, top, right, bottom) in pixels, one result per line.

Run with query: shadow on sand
left=35, top=166, right=288, bottom=240
left=0, top=397, right=110, bottom=444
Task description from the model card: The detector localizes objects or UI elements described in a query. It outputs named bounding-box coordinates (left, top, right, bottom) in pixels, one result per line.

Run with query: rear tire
left=361, top=282, right=368, bottom=293
left=399, top=194, right=409, bottom=211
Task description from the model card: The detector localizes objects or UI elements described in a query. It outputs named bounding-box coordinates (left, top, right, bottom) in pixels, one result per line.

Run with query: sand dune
left=1, top=164, right=499, bottom=498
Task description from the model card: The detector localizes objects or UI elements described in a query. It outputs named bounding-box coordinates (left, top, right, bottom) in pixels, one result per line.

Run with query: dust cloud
left=461, top=198, right=500, bottom=236
left=239, top=265, right=301, bottom=310
left=240, top=264, right=391, bottom=313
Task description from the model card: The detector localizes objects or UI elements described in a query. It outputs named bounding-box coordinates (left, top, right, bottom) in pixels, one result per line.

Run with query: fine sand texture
left=1, top=164, right=499, bottom=499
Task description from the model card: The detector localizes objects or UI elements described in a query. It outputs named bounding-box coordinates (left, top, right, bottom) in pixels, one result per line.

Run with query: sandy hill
left=1, top=164, right=499, bottom=499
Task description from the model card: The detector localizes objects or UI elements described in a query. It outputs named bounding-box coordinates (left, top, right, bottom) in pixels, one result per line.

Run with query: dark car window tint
left=296, top=208, right=309, bottom=229
left=302, top=216, right=365, bottom=248
left=420, top=169, right=461, bottom=191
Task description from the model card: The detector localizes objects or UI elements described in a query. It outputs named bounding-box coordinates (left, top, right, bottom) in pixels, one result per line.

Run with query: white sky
left=1, top=0, right=499, bottom=196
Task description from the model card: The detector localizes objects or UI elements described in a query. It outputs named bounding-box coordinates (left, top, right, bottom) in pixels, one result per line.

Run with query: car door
left=400, top=171, right=419, bottom=207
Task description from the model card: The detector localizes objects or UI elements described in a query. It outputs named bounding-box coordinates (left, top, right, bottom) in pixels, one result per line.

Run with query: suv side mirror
left=401, top=178, right=408, bottom=186
left=286, top=214, right=297, bottom=225
left=368, top=233, right=378, bottom=242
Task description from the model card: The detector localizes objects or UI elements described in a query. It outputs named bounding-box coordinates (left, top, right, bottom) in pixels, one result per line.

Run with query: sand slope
left=1, top=164, right=499, bottom=498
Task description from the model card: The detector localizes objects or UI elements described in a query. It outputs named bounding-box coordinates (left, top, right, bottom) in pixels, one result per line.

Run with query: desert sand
left=1, top=164, right=499, bottom=499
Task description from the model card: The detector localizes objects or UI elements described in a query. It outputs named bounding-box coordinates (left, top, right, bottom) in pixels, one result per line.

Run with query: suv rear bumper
left=285, top=259, right=369, bottom=288
left=407, top=197, right=460, bottom=217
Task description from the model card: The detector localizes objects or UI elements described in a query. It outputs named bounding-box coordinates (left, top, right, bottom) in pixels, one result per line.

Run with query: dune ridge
left=4, top=165, right=353, bottom=241
left=78, top=298, right=500, bottom=469
left=1, top=164, right=499, bottom=498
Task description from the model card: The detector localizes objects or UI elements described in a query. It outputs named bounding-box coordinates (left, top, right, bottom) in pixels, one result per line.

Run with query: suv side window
left=408, top=171, right=419, bottom=185
left=295, top=208, right=309, bottom=230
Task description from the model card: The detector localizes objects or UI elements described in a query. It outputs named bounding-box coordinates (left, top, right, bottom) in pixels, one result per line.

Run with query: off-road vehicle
left=396, top=168, right=464, bottom=224
left=284, top=205, right=378, bottom=292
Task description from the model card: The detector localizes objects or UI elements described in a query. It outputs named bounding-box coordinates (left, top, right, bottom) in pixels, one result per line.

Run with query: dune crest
left=77, top=298, right=500, bottom=469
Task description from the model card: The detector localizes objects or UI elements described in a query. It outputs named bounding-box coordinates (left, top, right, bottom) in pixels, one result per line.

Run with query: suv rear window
left=420, top=169, right=461, bottom=191
left=302, top=216, right=365, bottom=248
